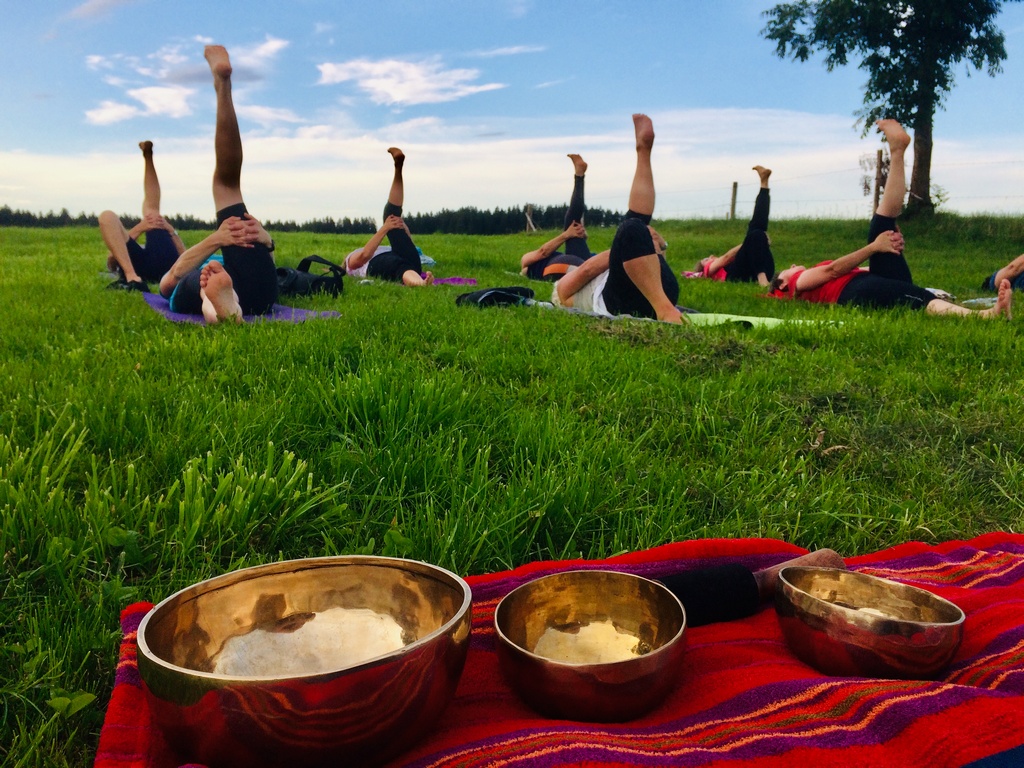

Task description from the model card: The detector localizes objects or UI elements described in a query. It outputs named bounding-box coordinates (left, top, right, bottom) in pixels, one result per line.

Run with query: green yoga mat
left=686, top=312, right=789, bottom=329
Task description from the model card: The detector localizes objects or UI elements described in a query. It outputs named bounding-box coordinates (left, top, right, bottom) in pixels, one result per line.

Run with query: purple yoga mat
left=428, top=276, right=477, bottom=286
left=142, top=293, right=340, bottom=324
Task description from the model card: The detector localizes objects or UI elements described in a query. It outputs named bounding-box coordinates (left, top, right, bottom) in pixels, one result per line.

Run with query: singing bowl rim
left=137, top=554, right=473, bottom=684
left=776, top=566, right=966, bottom=629
left=493, top=568, right=687, bottom=669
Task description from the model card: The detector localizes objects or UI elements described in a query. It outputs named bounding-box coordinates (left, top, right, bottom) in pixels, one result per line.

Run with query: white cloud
left=10, top=108, right=1024, bottom=223
left=237, top=104, right=306, bottom=126
left=470, top=45, right=546, bottom=58
left=318, top=57, right=506, bottom=106
left=86, top=54, right=112, bottom=70
left=126, top=86, right=195, bottom=118
left=68, top=0, right=137, bottom=19
left=85, top=100, right=142, bottom=125
left=505, top=0, right=532, bottom=18
left=234, top=36, right=290, bottom=72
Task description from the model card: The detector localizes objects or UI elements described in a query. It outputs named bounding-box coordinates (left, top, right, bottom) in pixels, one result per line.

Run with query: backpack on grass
left=455, top=286, right=534, bottom=307
left=277, top=255, right=345, bottom=298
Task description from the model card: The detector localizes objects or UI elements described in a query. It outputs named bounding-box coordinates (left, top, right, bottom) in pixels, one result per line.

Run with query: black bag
left=455, top=286, right=534, bottom=307
left=277, top=255, right=345, bottom=298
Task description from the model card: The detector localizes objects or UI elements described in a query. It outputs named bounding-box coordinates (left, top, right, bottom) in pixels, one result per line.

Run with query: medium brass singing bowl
left=775, top=566, right=965, bottom=679
left=494, top=569, right=686, bottom=722
left=137, top=556, right=472, bottom=768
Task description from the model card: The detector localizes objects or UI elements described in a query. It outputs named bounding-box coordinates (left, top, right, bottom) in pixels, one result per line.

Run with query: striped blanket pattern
left=94, top=534, right=1024, bottom=768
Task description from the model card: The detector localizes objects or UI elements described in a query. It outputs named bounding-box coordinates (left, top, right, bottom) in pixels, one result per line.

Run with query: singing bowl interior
left=494, top=569, right=686, bottom=721
left=137, top=556, right=472, bottom=768
left=775, top=566, right=964, bottom=679
left=141, top=556, right=469, bottom=681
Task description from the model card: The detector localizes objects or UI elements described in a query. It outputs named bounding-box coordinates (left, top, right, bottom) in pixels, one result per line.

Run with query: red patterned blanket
left=94, top=535, right=1024, bottom=767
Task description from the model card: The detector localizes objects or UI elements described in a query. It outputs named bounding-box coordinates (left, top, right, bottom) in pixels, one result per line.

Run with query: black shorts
left=218, top=203, right=278, bottom=315
left=367, top=251, right=420, bottom=282
left=127, top=228, right=178, bottom=282
left=602, top=214, right=679, bottom=319
left=837, top=273, right=935, bottom=310
left=525, top=252, right=587, bottom=281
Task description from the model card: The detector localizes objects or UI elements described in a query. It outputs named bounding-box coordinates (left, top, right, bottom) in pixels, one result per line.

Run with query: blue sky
left=3, top=0, right=1024, bottom=223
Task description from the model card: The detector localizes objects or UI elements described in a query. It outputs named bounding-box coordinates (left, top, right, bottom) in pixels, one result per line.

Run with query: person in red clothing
left=769, top=119, right=1013, bottom=320
left=690, top=165, right=775, bottom=287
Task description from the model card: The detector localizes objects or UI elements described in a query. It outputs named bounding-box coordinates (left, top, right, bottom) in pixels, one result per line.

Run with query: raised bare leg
left=622, top=253, right=684, bottom=324
left=205, top=45, right=244, bottom=211
left=99, top=210, right=143, bottom=284
left=139, top=141, right=160, bottom=216
left=876, top=119, right=910, bottom=218
left=567, top=153, right=587, bottom=177
left=199, top=260, right=242, bottom=323
left=627, top=113, right=655, bottom=217
left=387, top=147, right=405, bottom=208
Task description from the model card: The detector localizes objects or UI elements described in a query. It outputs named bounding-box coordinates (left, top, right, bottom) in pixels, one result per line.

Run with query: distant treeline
left=0, top=203, right=623, bottom=235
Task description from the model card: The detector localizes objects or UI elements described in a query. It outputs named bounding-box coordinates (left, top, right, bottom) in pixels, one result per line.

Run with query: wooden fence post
left=730, top=182, right=738, bottom=220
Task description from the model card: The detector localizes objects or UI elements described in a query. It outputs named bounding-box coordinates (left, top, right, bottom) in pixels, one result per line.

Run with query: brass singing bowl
left=137, top=556, right=472, bottom=768
left=775, top=566, right=965, bottom=679
left=494, top=569, right=686, bottom=722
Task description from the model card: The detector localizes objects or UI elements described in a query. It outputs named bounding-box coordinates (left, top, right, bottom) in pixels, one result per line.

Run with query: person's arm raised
left=794, top=230, right=904, bottom=294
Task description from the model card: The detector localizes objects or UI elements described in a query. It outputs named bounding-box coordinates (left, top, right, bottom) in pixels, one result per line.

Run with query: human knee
left=611, top=218, right=656, bottom=264
left=746, top=229, right=769, bottom=246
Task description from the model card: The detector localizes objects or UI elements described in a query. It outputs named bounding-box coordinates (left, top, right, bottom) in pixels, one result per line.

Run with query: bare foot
left=657, top=307, right=688, bottom=325
left=387, top=147, right=405, bottom=168
left=204, top=45, right=233, bottom=80
left=424, top=271, right=434, bottom=286
left=139, top=140, right=153, bottom=157
left=753, top=548, right=846, bottom=601
left=753, top=165, right=772, bottom=186
left=993, top=278, right=1013, bottom=320
left=567, top=153, right=588, bottom=176
left=876, top=119, right=911, bottom=152
left=199, top=261, right=242, bottom=324
left=633, top=113, right=654, bottom=151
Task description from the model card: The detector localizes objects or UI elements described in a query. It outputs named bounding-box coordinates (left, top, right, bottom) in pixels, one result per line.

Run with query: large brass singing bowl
left=137, top=556, right=472, bottom=768
left=494, top=569, right=686, bottom=722
left=775, top=566, right=965, bottom=679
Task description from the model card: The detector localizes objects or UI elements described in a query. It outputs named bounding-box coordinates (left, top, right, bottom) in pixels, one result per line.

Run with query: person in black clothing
left=344, top=147, right=434, bottom=287
left=552, top=114, right=683, bottom=324
left=157, top=45, right=279, bottom=324
left=521, top=153, right=597, bottom=281
left=101, top=141, right=185, bottom=291
left=692, top=165, right=774, bottom=287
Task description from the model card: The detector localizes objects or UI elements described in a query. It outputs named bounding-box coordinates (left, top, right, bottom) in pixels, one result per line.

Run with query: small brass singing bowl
left=775, top=566, right=965, bottom=679
left=494, top=569, right=686, bottom=722
left=137, top=556, right=472, bottom=768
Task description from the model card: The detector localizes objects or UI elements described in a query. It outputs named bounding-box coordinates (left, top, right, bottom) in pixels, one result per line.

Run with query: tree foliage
left=0, top=203, right=623, bottom=235
left=762, top=0, right=1021, bottom=213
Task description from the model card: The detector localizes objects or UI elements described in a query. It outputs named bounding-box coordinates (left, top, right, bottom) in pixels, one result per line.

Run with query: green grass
left=2, top=214, right=1024, bottom=766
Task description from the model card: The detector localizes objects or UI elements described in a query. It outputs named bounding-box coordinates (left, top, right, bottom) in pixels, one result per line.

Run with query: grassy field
left=3, top=214, right=1024, bottom=766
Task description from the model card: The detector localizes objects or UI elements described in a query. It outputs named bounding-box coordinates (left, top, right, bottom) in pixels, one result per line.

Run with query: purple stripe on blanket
left=428, top=276, right=477, bottom=285
left=143, top=292, right=340, bottom=324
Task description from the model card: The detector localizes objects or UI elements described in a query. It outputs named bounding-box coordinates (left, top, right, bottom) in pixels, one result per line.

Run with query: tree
left=762, top=0, right=1021, bottom=214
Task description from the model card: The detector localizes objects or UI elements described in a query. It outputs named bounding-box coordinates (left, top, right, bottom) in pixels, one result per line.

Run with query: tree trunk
left=907, top=113, right=935, bottom=217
